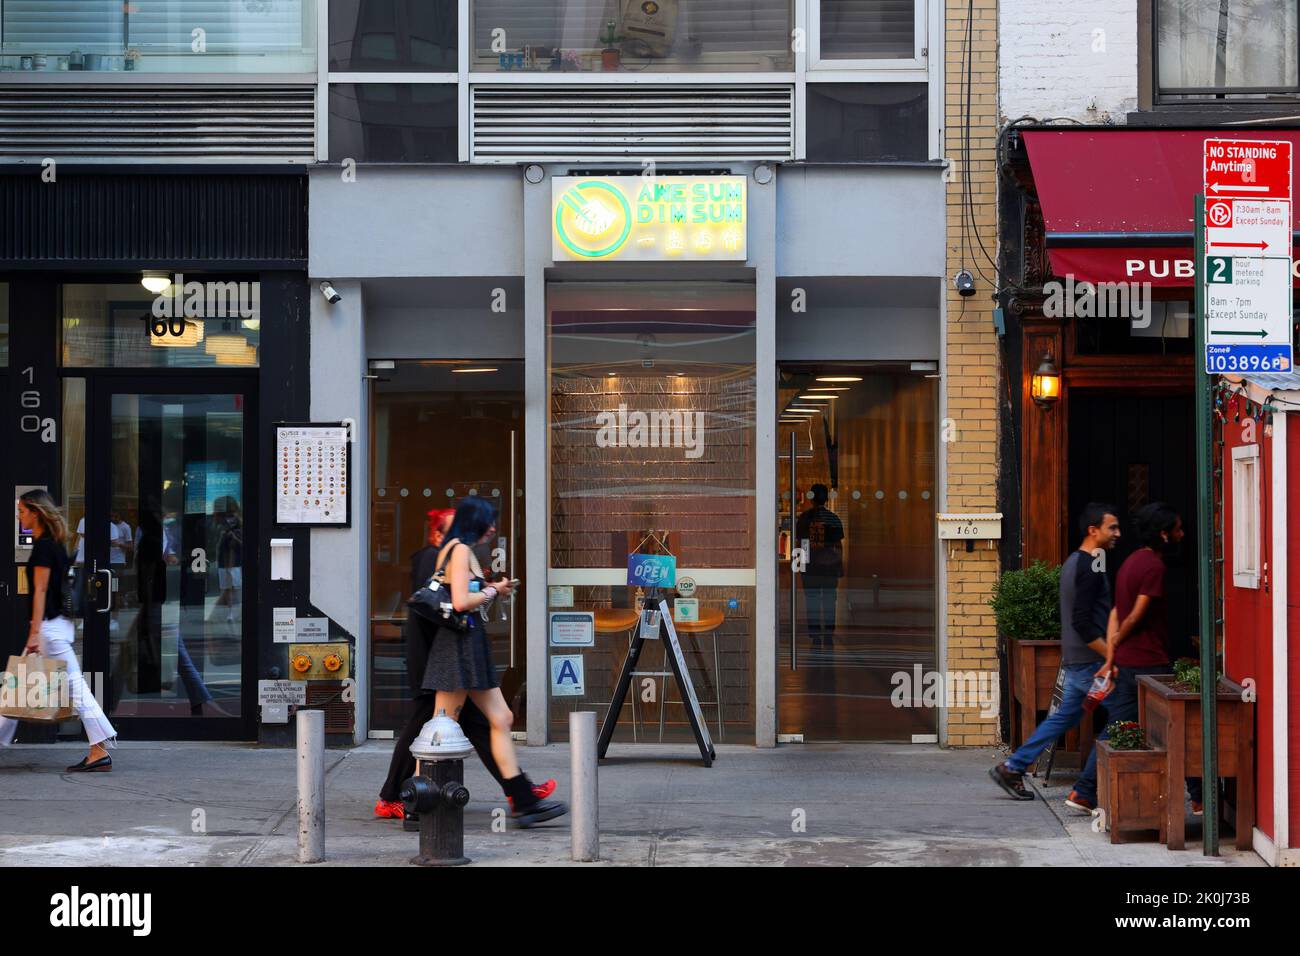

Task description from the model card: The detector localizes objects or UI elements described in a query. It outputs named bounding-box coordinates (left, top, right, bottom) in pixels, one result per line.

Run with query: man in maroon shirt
left=1068, top=502, right=1191, bottom=814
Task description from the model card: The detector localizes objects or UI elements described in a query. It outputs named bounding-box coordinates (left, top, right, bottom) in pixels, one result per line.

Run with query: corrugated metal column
left=524, top=168, right=551, bottom=744
left=754, top=165, right=778, bottom=747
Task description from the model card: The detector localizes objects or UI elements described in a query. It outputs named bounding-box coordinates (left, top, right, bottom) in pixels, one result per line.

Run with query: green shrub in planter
left=989, top=560, right=1061, bottom=640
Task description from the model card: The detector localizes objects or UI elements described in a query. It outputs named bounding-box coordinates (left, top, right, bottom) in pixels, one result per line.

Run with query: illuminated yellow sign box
left=552, top=175, right=747, bottom=262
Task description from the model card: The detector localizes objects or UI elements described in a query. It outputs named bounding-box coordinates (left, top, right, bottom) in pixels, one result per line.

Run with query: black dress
left=421, top=545, right=498, bottom=692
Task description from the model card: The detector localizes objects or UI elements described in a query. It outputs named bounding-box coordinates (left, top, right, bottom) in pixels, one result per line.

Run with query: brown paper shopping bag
left=0, top=654, right=75, bottom=721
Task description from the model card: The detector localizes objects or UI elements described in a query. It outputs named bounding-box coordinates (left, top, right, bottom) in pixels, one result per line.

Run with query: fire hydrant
left=401, top=713, right=473, bottom=866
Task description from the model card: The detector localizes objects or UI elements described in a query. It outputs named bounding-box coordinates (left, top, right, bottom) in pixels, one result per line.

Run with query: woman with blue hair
left=424, top=496, right=566, bottom=827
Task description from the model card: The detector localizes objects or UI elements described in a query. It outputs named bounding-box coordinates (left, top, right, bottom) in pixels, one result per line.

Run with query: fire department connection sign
left=1202, top=139, right=1294, bottom=374
left=552, top=175, right=747, bottom=261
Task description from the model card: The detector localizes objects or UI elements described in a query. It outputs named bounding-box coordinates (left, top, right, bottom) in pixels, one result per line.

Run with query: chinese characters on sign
left=552, top=176, right=747, bottom=262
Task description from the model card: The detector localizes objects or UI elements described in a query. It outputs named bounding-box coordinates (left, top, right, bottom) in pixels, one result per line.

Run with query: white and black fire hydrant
left=400, top=714, right=474, bottom=866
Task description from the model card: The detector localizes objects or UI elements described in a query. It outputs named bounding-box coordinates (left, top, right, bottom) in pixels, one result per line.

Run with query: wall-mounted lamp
left=141, top=271, right=172, bottom=294
left=1030, top=355, right=1061, bottom=407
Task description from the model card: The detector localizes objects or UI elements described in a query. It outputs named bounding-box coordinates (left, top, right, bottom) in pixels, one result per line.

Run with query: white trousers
left=0, top=616, right=117, bottom=748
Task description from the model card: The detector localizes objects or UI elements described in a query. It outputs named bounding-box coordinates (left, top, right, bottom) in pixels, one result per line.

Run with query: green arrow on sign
left=1209, top=329, right=1269, bottom=337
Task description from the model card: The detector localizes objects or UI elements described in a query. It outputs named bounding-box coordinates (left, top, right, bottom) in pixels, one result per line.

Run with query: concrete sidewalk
left=0, top=741, right=1264, bottom=867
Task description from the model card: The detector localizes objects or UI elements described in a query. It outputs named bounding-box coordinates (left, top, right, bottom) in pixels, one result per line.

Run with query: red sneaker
left=507, top=778, right=558, bottom=811
left=374, top=799, right=406, bottom=820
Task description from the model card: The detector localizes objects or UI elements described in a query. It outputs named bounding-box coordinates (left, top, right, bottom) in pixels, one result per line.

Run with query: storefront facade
left=1, top=170, right=312, bottom=742
left=310, top=157, right=948, bottom=746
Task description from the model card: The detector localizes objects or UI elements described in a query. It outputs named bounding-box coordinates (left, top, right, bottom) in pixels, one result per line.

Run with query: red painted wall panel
left=1221, top=408, right=1273, bottom=837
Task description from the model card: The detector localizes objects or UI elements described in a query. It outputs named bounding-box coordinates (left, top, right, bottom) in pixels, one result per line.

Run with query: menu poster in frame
left=275, top=423, right=352, bottom=527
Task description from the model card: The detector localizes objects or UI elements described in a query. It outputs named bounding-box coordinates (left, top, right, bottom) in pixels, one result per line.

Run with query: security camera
left=953, top=270, right=976, bottom=297
left=319, top=281, right=342, bottom=304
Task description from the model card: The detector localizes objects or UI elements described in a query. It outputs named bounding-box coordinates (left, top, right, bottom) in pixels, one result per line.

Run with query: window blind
left=1, top=0, right=307, bottom=54
left=819, top=0, right=915, bottom=59
left=472, top=0, right=792, bottom=59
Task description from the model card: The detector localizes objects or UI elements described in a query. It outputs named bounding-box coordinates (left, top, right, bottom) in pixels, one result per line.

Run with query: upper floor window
left=470, top=0, right=794, bottom=73
left=812, top=0, right=925, bottom=68
left=0, top=0, right=317, bottom=75
left=1157, top=0, right=1299, bottom=102
left=329, top=0, right=457, bottom=72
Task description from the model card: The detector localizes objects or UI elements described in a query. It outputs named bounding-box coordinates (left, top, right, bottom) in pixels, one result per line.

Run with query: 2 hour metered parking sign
left=1202, top=138, right=1294, bottom=374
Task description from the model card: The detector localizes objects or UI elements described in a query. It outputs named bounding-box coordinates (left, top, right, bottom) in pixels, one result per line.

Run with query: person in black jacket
left=375, top=508, right=554, bottom=818
left=988, top=503, right=1120, bottom=801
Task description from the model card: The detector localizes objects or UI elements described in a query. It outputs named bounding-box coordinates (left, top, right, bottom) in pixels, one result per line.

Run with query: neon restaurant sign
left=552, top=175, right=747, bottom=262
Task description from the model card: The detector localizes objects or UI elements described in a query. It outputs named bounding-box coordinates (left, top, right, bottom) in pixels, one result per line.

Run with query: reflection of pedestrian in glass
left=0, top=491, right=117, bottom=770
left=426, top=497, right=566, bottom=827
left=374, top=509, right=558, bottom=821
left=143, top=500, right=214, bottom=717
left=797, top=484, right=844, bottom=648
left=214, top=497, right=243, bottom=624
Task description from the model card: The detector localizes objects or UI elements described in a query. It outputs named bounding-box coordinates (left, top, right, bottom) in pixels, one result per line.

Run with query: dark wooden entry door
left=1067, top=393, right=1198, bottom=660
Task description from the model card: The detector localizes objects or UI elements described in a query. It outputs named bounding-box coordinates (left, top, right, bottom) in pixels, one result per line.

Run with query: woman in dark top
left=425, top=496, right=565, bottom=827
left=375, top=507, right=557, bottom=821
left=0, top=490, right=117, bottom=770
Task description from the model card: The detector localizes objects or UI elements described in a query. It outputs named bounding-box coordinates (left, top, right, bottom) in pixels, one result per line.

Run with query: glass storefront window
left=330, top=84, right=458, bottom=163
left=369, top=361, right=526, bottom=732
left=806, top=82, right=928, bottom=162
left=471, top=0, right=794, bottom=73
left=819, top=0, right=917, bottom=60
left=0, top=1, right=317, bottom=75
left=548, top=280, right=756, bottom=742
left=61, top=282, right=260, bottom=369
left=329, top=0, right=458, bottom=72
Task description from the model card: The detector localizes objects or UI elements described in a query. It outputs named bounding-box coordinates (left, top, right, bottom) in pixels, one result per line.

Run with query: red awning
left=1022, top=128, right=1300, bottom=288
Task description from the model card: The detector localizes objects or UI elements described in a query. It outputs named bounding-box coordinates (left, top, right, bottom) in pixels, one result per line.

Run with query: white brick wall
left=1000, top=0, right=1138, bottom=124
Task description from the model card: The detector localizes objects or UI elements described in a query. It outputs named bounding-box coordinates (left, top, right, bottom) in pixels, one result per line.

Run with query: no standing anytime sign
left=1202, top=139, right=1294, bottom=374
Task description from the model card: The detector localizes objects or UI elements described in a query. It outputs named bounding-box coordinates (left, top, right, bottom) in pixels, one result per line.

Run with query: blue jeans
left=1005, top=663, right=1098, bottom=773
left=1073, top=663, right=1171, bottom=803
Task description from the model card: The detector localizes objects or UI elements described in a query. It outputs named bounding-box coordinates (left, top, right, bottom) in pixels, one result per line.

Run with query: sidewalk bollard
left=570, top=710, right=599, bottom=862
left=401, top=714, right=474, bottom=866
left=296, top=709, right=325, bottom=864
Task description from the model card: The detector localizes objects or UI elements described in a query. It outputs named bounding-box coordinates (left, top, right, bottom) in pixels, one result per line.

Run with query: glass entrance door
left=79, top=378, right=255, bottom=737
left=777, top=365, right=938, bottom=741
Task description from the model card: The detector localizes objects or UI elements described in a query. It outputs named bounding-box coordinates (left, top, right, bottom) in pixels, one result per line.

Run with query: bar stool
left=659, top=607, right=726, bottom=741
left=591, top=607, right=642, bottom=739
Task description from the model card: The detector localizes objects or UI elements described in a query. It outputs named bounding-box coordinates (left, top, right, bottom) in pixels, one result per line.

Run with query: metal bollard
left=570, top=710, right=599, bottom=861
left=401, top=714, right=474, bottom=866
left=296, top=709, right=325, bottom=864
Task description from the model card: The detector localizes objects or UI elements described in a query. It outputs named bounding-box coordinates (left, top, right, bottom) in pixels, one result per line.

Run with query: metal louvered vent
left=472, top=84, right=793, bottom=163
left=0, top=86, right=315, bottom=163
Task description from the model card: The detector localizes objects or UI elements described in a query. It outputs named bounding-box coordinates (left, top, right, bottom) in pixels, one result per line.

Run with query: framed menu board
left=275, top=423, right=351, bottom=527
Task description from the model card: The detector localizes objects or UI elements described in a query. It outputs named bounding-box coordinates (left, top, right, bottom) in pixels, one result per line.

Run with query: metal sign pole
left=1193, top=193, right=1220, bottom=856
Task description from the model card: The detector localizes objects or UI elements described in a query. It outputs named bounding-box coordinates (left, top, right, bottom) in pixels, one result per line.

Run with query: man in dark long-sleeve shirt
left=989, top=503, right=1120, bottom=801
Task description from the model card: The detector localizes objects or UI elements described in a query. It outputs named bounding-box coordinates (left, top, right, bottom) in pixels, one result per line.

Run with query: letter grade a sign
left=1202, top=138, right=1294, bottom=374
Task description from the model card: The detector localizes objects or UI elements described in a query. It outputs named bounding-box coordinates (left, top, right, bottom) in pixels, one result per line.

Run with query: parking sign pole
left=1193, top=193, right=1220, bottom=857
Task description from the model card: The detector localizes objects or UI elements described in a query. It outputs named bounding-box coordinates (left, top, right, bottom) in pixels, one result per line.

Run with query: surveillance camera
left=954, top=270, right=976, bottom=297
left=319, top=281, right=342, bottom=304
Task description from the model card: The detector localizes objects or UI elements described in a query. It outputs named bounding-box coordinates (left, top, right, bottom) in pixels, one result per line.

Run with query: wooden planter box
left=1137, top=675, right=1255, bottom=850
left=1007, top=637, right=1061, bottom=748
left=1096, top=741, right=1167, bottom=844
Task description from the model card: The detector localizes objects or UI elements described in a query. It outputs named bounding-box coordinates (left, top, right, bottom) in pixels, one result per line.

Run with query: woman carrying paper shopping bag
left=0, top=490, right=117, bottom=770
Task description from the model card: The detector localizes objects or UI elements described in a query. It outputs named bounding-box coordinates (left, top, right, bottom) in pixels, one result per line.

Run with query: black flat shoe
left=66, top=755, right=112, bottom=773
